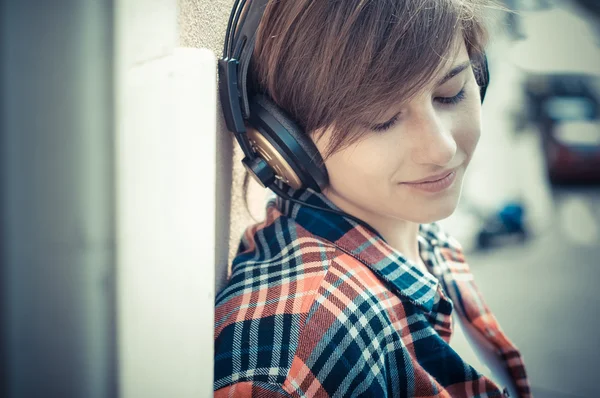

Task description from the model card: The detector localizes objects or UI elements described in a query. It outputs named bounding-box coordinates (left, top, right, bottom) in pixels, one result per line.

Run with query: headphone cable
left=268, top=183, right=383, bottom=238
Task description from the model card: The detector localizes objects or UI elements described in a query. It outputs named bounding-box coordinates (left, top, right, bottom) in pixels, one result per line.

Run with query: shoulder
left=214, top=210, right=338, bottom=392
left=214, top=212, right=401, bottom=395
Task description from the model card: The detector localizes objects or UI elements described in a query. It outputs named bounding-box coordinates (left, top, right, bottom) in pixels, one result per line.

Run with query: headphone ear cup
left=248, top=94, right=328, bottom=192
left=475, top=52, right=490, bottom=103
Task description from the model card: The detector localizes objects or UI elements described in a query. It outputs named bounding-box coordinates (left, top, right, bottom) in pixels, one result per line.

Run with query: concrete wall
left=179, top=0, right=264, bottom=295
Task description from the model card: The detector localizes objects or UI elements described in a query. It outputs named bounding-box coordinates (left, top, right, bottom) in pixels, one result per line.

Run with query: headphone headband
left=221, top=0, right=269, bottom=126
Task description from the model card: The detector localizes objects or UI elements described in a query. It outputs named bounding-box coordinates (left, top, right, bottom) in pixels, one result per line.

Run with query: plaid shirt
left=214, top=185, right=531, bottom=397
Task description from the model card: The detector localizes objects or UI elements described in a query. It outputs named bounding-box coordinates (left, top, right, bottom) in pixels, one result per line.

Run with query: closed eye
left=371, top=86, right=468, bottom=133
left=371, top=115, right=399, bottom=132
left=435, top=87, right=466, bottom=105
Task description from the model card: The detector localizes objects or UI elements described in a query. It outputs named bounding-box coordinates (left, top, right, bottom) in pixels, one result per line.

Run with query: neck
left=376, top=220, right=422, bottom=266
left=322, top=188, right=424, bottom=268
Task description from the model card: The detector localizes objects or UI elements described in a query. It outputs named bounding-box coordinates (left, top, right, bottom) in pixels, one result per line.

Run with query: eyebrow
left=438, top=61, right=472, bottom=86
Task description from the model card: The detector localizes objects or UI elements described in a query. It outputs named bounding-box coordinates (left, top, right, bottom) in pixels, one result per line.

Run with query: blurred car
left=524, top=73, right=600, bottom=184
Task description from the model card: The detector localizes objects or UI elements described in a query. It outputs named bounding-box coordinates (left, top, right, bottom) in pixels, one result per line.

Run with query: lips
left=403, top=169, right=455, bottom=184
left=402, top=170, right=458, bottom=193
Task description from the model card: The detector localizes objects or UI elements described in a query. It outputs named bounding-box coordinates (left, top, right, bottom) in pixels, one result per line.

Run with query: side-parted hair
left=250, top=0, right=498, bottom=159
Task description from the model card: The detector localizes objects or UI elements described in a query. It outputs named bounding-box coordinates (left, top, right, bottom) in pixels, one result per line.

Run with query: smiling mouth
left=400, top=170, right=458, bottom=193
left=402, top=168, right=457, bottom=184
left=418, top=172, right=451, bottom=183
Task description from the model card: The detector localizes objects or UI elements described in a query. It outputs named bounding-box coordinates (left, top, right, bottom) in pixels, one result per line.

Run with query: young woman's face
left=313, top=40, right=481, bottom=224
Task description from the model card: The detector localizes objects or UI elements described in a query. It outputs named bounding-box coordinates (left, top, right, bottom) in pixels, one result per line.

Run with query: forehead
left=433, top=38, right=470, bottom=81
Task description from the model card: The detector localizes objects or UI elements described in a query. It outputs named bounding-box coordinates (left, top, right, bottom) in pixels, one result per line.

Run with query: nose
left=408, top=107, right=457, bottom=167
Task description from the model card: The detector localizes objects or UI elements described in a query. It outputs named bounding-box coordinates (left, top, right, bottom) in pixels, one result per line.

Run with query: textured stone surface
left=179, top=0, right=257, bottom=282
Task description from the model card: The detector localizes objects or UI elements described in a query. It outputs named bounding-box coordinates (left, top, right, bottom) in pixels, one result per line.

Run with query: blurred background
left=440, top=1, right=600, bottom=397
left=441, top=1, right=600, bottom=397
left=1, top=0, right=599, bottom=397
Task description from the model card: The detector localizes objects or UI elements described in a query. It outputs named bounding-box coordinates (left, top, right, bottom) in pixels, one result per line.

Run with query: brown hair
left=243, top=0, right=500, bottom=214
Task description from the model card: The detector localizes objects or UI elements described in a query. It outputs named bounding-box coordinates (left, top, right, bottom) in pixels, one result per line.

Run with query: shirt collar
left=273, top=183, right=441, bottom=313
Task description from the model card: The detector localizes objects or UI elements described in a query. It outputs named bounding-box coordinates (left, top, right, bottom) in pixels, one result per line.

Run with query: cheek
left=324, top=140, right=398, bottom=188
left=460, top=121, right=481, bottom=157
left=455, top=92, right=482, bottom=157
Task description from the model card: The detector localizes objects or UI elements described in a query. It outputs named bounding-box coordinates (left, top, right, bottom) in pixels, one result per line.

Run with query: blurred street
left=443, top=1, right=600, bottom=396
left=470, top=187, right=600, bottom=398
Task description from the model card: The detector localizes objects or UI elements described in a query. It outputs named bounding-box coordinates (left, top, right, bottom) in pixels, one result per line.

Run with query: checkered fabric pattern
left=214, top=184, right=531, bottom=397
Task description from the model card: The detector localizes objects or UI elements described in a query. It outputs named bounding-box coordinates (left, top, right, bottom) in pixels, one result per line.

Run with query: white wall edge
left=116, top=47, right=217, bottom=398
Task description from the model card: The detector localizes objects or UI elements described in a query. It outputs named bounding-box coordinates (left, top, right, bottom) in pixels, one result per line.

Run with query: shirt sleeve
left=214, top=381, right=293, bottom=398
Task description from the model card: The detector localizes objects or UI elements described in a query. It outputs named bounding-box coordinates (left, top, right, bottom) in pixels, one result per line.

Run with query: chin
left=406, top=192, right=462, bottom=224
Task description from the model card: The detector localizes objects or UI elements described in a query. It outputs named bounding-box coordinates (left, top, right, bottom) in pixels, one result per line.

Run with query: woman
left=214, top=0, right=531, bottom=397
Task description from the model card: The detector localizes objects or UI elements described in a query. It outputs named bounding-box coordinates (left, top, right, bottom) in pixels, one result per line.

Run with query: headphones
left=218, top=0, right=490, bottom=226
